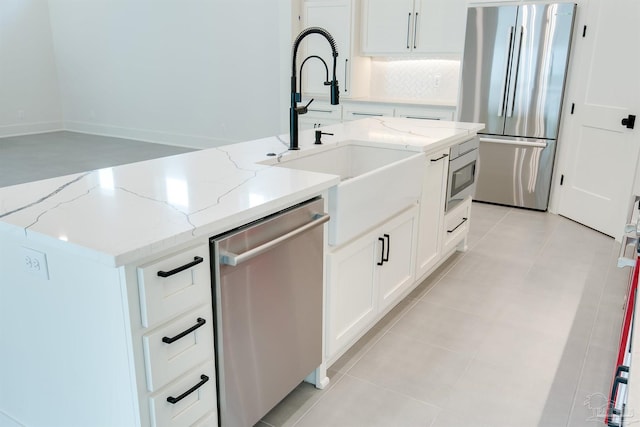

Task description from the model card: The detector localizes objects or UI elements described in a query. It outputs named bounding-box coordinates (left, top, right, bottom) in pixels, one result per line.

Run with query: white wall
left=46, top=0, right=290, bottom=148
left=0, top=1, right=63, bottom=137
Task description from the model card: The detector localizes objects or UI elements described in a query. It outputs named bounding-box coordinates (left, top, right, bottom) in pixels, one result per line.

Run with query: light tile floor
left=260, top=202, right=629, bottom=427
left=0, top=131, right=195, bottom=187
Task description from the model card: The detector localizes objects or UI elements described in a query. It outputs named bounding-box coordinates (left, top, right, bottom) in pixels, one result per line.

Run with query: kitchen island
left=0, top=117, right=483, bottom=427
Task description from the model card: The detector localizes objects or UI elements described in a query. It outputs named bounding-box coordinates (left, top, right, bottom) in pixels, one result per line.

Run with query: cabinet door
left=326, top=231, right=379, bottom=359
left=303, top=1, right=351, bottom=96
left=378, top=206, right=418, bottom=311
left=413, top=0, right=467, bottom=54
left=415, top=149, right=448, bottom=279
left=442, top=196, right=471, bottom=255
left=361, top=0, right=414, bottom=54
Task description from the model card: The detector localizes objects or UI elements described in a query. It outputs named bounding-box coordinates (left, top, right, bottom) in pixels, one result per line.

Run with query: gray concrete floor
left=0, top=131, right=196, bottom=187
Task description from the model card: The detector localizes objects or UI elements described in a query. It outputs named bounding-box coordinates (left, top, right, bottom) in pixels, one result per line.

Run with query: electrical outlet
left=17, top=110, right=24, bottom=120
left=433, top=75, right=441, bottom=88
left=21, top=247, right=49, bottom=280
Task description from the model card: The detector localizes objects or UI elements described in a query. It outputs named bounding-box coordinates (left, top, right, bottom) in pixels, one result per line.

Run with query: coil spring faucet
left=289, top=27, right=340, bottom=150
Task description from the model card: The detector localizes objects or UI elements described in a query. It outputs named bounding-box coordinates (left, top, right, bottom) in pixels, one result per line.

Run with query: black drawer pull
left=166, top=374, right=209, bottom=404
left=162, top=318, right=206, bottom=344
left=157, top=256, right=203, bottom=278
left=430, top=154, right=449, bottom=162
left=447, top=217, right=468, bottom=233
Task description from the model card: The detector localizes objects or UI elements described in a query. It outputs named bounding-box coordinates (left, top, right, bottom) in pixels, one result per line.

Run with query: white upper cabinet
left=361, top=0, right=467, bottom=56
left=303, top=0, right=370, bottom=98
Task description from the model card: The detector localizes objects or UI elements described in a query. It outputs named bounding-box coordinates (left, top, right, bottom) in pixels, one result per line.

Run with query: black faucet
left=290, top=27, right=340, bottom=150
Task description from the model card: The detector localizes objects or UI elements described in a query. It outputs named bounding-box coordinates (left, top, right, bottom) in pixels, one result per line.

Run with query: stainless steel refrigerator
left=458, top=3, right=576, bottom=210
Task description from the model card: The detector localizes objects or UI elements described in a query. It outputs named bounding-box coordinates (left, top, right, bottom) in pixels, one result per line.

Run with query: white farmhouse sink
left=272, top=143, right=425, bottom=246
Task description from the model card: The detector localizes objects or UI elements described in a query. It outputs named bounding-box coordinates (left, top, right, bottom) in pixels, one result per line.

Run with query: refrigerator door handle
left=507, top=26, right=525, bottom=118
left=479, top=137, right=548, bottom=148
left=498, top=26, right=515, bottom=118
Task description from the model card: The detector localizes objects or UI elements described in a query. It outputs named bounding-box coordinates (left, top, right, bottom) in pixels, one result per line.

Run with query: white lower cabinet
left=149, top=361, right=217, bottom=427
left=326, top=205, right=417, bottom=360
left=416, top=148, right=449, bottom=279
left=132, top=242, right=218, bottom=427
left=442, top=196, right=471, bottom=255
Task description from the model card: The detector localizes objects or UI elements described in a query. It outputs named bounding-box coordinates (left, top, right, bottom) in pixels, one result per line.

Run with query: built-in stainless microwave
left=446, top=137, right=479, bottom=211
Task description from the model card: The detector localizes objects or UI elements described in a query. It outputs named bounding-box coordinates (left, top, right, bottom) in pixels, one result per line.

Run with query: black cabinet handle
left=413, top=12, right=419, bottom=49
left=157, top=256, right=203, bottom=278
left=406, top=13, right=412, bottom=49
left=383, top=234, right=390, bottom=262
left=344, top=58, right=349, bottom=93
left=622, top=114, right=636, bottom=129
left=447, top=218, right=468, bottom=233
left=430, top=154, right=449, bottom=162
left=162, top=318, right=206, bottom=344
left=166, top=374, right=209, bottom=404
left=377, top=237, right=385, bottom=266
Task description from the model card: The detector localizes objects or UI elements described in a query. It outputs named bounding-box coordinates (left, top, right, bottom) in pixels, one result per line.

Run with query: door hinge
left=560, top=174, right=565, bottom=186
left=582, top=25, right=587, bottom=37
left=570, top=103, right=575, bottom=114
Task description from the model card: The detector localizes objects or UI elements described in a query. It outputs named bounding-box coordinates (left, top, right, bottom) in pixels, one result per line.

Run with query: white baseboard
left=0, top=121, right=63, bottom=138
left=63, top=121, right=235, bottom=149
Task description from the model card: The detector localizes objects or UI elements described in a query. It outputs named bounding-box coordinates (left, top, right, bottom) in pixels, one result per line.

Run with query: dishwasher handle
left=219, top=213, right=330, bottom=266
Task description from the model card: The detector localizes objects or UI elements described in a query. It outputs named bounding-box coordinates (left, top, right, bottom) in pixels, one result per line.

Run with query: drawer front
left=342, top=103, right=394, bottom=121
left=443, top=197, right=471, bottom=254
left=143, top=305, right=215, bottom=392
left=137, top=244, right=211, bottom=328
left=149, top=362, right=216, bottom=427
left=192, top=411, right=217, bottom=427
left=395, top=106, right=455, bottom=121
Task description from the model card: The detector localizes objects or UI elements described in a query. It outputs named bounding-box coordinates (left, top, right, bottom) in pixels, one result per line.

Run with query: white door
left=557, top=0, right=640, bottom=238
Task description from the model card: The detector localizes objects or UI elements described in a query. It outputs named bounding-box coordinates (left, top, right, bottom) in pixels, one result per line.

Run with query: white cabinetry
left=416, top=148, right=449, bottom=279
left=395, top=105, right=455, bottom=121
left=133, top=243, right=218, bottom=427
left=361, top=0, right=467, bottom=56
left=303, top=0, right=370, bottom=99
left=341, top=100, right=455, bottom=121
left=0, top=237, right=218, bottom=427
left=326, top=205, right=417, bottom=360
left=442, top=196, right=471, bottom=255
left=342, top=102, right=395, bottom=121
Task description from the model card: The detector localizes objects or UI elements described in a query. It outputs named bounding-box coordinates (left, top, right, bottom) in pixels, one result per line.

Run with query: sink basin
left=273, top=143, right=425, bottom=246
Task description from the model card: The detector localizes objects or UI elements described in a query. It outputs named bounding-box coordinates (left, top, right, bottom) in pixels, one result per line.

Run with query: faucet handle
left=296, top=98, right=315, bottom=115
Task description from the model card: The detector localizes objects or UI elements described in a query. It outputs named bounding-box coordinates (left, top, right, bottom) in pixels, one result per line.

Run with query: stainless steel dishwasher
left=210, top=197, right=329, bottom=427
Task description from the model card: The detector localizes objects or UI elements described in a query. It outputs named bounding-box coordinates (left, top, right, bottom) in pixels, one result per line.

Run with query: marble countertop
left=0, top=118, right=483, bottom=267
